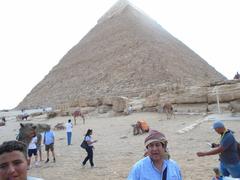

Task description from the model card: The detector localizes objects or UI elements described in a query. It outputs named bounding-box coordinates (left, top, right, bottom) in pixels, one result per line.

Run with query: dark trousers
left=82, top=146, right=94, bottom=167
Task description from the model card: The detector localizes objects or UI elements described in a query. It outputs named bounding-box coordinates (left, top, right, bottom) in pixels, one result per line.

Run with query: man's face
left=214, top=127, right=225, bottom=135
left=0, top=151, right=28, bottom=180
left=147, top=141, right=165, bottom=161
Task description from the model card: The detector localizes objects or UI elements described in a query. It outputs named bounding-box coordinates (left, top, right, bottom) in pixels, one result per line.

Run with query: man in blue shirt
left=43, top=127, right=56, bottom=163
left=128, top=130, right=182, bottom=180
left=197, top=120, right=240, bottom=178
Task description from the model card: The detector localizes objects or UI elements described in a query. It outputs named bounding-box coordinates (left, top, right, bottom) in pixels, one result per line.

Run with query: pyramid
left=17, top=0, right=226, bottom=109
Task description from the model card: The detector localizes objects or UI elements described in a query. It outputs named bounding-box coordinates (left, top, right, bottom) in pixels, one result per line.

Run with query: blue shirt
left=44, top=130, right=55, bottom=145
left=220, top=131, right=239, bottom=165
left=128, top=156, right=182, bottom=180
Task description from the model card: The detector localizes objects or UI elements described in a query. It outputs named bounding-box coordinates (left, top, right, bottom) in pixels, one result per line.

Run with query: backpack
left=223, top=130, right=240, bottom=159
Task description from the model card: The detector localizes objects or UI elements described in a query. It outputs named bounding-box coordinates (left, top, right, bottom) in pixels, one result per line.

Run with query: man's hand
left=196, top=152, right=206, bottom=157
left=211, top=143, right=219, bottom=148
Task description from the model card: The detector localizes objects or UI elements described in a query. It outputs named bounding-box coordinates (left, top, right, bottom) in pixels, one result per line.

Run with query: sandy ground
left=0, top=111, right=240, bottom=180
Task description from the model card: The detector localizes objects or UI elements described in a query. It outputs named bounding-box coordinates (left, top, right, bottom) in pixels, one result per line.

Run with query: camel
left=0, top=117, right=6, bottom=126
left=0, top=122, right=5, bottom=126
left=16, top=114, right=29, bottom=121
left=16, top=123, right=50, bottom=146
left=72, top=110, right=85, bottom=125
left=53, top=123, right=66, bottom=130
left=132, top=120, right=149, bottom=135
left=2, top=116, right=6, bottom=122
left=228, top=100, right=240, bottom=115
left=162, top=102, right=174, bottom=120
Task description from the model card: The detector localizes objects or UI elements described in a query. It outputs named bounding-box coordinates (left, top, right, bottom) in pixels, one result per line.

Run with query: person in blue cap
left=196, top=120, right=240, bottom=178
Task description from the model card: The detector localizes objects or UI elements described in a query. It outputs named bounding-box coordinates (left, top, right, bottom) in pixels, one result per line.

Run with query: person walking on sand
left=197, top=120, right=240, bottom=178
left=0, top=140, right=44, bottom=180
left=82, top=129, right=97, bottom=168
left=43, top=127, right=56, bottom=163
left=65, top=119, right=73, bottom=145
left=128, top=130, right=182, bottom=180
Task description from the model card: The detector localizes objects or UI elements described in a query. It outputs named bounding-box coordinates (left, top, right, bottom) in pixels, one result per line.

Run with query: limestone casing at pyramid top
left=97, top=0, right=134, bottom=24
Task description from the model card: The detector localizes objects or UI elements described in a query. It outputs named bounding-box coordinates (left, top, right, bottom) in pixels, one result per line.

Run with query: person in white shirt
left=28, top=131, right=38, bottom=168
left=82, top=129, right=97, bottom=167
left=65, top=119, right=73, bottom=145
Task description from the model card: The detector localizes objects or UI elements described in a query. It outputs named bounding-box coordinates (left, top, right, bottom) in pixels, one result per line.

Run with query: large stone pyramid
left=17, top=0, right=226, bottom=109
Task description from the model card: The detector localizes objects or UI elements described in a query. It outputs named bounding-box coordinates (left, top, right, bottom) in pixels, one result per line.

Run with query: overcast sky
left=0, top=0, right=239, bottom=110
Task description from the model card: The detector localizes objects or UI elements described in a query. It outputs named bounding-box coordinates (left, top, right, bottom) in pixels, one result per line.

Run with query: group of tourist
left=27, top=126, right=56, bottom=167
left=0, top=119, right=239, bottom=180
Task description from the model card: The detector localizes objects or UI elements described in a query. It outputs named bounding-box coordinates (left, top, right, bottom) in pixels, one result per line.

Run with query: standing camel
left=162, top=102, right=174, bottom=120
left=72, top=110, right=85, bottom=125
left=16, top=123, right=50, bottom=146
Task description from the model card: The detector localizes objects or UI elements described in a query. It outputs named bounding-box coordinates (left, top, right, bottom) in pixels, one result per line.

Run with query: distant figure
left=234, top=72, right=240, bottom=79
left=1, top=116, right=6, bottom=123
left=65, top=119, right=73, bottom=145
left=0, top=117, right=6, bottom=126
left=72, top=110, right=85, bottom=125
left=127, top=105, right=133, bottom=115
left=16, top=110, right=29, bottom=121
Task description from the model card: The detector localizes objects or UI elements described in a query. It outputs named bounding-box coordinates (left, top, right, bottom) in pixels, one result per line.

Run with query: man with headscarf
left=128, top=130, right=182, bottom=180
left=197, top=120, right=240, bottom=178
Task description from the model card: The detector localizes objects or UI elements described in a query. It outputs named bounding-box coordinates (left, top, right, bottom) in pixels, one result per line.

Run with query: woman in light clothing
left=82, top=129, right=97, bottom=167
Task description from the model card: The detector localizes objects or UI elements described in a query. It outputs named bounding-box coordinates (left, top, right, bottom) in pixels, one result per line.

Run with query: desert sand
left=0, top=111, right=239, bottom=180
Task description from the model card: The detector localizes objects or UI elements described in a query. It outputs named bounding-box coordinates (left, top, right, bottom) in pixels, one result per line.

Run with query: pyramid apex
left=97, top=0, right=133, bottom=24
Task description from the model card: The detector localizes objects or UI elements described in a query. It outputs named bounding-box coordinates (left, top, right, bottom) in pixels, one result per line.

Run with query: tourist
left=197, top=120, right=240, bottom=178
left=234, top=72, right=240, bottom=80
left=128, top=130, right=182, bottom=179
left=43, top=127, right=56, bottom=163
left=127, top=105, right=133, bottom=115
left=0, top=140, right=44, bottom=180
left=28, top=131, right=38, bottom=168
left=82, top=129, right=97, bottom=167
left=65, top=119, right=73, bottom=145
